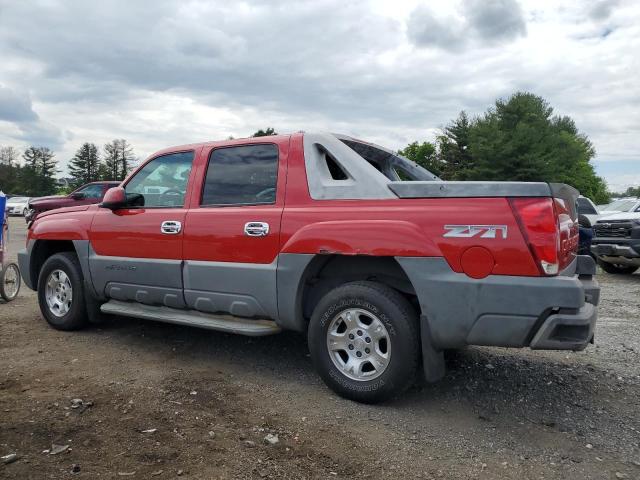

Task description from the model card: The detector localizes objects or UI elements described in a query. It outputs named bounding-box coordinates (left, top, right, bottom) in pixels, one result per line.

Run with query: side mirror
left=578, top=214, right=592, bottom=228
left=70, top=192, right=85, bottom=200
left=100, top=187, right=127, bottom=210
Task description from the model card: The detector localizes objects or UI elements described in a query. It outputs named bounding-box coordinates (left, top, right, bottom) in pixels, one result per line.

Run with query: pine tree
left=69, top=142, right=100, bottom=187
left=97, top=162, right=110, bottom=182
left=0, top=146, right=22, bottom=193
left=117, top=139, right=134, bottom=179
left=22, top=146, right=58, bottom=196
left=39, top=148, right=58, bottom=195
left=437, top=111, right=474, bottom=180
left=0, top=146, right=19, bottom=166
left=103, top=139, right=135, bottom=180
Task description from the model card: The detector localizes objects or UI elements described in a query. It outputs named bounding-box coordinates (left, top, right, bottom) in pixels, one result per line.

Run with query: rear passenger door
left=182, top=141, right=288, bottom=319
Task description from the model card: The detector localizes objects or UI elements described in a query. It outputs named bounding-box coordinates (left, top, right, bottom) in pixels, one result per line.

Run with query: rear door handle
left=161, top=220, right=182, bottom=235
left=244, top=222, right=269, bottom=237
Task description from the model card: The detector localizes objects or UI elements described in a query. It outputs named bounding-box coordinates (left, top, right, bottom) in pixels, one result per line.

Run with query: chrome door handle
left=244, top=221, right=269, bottom=237
left=161, top=220, right=182, bottom=234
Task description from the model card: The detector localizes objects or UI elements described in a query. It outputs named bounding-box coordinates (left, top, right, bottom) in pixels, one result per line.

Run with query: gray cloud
left=0, top=0, right=402, bottom=115
left=466, top=0, right=527, bottom=42
left=0, top=86, right=38, bottom=122
left=406, top=7, right=466, bottom=52
left=407, top=0, right=526, bottom=51
left=17, top=122, right=64, bottom=150
left=0, top=0, right=637, bottom=190
left=589, top=0, right=619, bottom=21
left=0, top=85, right=63, bottom=148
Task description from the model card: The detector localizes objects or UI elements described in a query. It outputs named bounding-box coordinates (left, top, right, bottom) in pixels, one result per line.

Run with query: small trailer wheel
left=0, top=262, right=21, bottom=302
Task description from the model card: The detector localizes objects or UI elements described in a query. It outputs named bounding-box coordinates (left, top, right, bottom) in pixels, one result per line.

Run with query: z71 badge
left=443, top=225, right=508, bottom=239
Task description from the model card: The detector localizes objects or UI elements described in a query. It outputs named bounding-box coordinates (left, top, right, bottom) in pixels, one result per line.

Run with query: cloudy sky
left=0, top=0, right=638, bottom=191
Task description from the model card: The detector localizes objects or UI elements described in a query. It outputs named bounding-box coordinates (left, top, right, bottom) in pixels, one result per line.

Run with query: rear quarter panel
left=280, top=199, right=539, bottom=276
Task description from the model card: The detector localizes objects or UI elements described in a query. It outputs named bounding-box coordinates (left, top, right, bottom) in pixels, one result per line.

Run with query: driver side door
left=88, top=150, right=197, bottom=308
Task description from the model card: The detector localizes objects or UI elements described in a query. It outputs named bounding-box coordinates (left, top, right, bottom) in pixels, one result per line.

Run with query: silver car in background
left=5, top=196, right=31, bottom=216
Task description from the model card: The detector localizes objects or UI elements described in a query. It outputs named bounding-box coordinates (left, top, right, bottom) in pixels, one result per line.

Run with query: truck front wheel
left=597, top=259, right=639, bottom=275
left=37, top=252, right=88, bottom=331
left=308, top=281, right=420, bottom=403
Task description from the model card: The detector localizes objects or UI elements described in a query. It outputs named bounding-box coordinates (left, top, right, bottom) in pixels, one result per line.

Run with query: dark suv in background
left=26, top=181, right=120, bottom=223
left=591, top=205, right=640, bottom=275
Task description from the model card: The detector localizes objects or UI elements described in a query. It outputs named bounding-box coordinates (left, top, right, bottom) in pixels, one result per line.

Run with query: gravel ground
left=1, top=216, right=639, bottom=479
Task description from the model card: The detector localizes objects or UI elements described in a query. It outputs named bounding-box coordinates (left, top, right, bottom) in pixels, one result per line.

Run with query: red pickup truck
left=18, top=133, right=599, bottom=403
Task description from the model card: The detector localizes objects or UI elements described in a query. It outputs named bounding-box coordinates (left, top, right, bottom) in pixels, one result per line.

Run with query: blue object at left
left=0, top=193, right=6, bottom=247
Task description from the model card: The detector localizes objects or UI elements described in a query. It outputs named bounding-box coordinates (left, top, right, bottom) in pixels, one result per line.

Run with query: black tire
left=37, top=252, right=88, bottom=331
left=597, top=259, right=638, bottom=275
left=308, top=281, right=420, bottom=404
left=0, top=263, right=21, bottom=301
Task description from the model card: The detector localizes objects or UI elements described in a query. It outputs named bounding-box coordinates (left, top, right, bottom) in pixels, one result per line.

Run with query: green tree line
left=399, top=92, right=612, bottom=204
left=0, top=140, right=135, bottom=196
left=610, top=186, right=640, bottom=198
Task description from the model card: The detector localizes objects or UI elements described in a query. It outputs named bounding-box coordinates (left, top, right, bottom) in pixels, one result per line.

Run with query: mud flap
left=420, top=316, right=445, bottom=382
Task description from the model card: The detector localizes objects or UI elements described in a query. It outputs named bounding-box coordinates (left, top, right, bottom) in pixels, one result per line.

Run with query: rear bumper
left=397, top=255, right=599, bottom=352
left=529, top=303, right=596, bottom=350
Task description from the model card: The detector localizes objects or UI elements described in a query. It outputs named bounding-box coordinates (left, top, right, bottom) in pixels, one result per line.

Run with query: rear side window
left=201, top=144, right=279, bottom=206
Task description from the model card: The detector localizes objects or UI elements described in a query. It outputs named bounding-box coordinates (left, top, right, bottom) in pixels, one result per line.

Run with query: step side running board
left=100, top=300, right=281, bottom=336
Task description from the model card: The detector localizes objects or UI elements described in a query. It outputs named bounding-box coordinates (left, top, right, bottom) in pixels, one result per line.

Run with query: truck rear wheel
left=37, top=252, right=88, bottom=331
left=308, top=281, right=419, bottom=403
left=597, top=259, right=639, bottom=275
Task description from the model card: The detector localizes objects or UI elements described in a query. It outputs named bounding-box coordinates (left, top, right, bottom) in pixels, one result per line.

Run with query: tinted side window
left=77, top=184, right=104, bottom=199
left=201, top=144, right=278, bottom=206
left=576, top=197, right=597, bottom=215
left=125, top=151, right=194, bottom=207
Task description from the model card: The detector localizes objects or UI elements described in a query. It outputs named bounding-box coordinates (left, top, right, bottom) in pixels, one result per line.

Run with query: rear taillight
left=509, top=197, right=560, bottom=275
left=553, top=197, right=579, bottom=271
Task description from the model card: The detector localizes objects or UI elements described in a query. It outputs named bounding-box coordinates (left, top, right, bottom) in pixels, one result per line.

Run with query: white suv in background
left=598, top=198, right=640, bottom=216
left=576, top=195, right=601, bottom=225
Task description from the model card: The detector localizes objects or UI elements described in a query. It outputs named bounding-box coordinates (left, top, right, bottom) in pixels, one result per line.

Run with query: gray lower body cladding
left=396, top=255, right=599, bottom=351
left=17, top=245, right=33, bottom=290
left=89, top=250, right=279, bottom=319
left=20, top=239, right=599, bottom=354
left=183, top=259, right=278, bottom=319
left=88, top=250, right=185, bottom=308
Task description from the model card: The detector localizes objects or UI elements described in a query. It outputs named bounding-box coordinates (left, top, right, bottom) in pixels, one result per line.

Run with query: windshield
left=605, top=199, right=638, bottom=211
left=9, top=197, right=28, bottom=203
